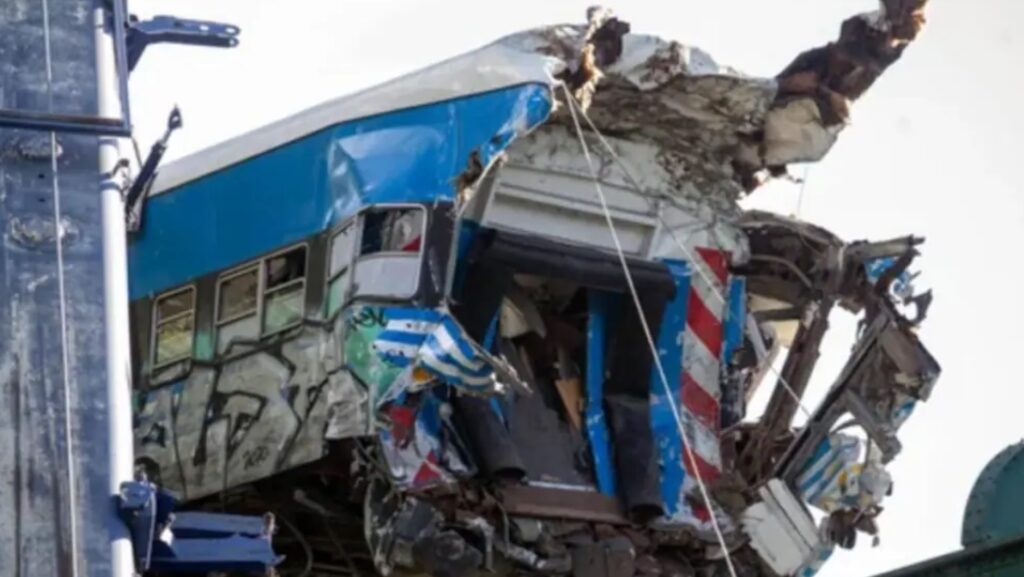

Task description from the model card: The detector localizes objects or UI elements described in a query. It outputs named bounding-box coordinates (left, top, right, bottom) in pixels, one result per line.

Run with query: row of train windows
left=150, top=207, right=425, bottom=369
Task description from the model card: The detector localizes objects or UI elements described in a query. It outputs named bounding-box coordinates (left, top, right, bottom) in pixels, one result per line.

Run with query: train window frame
left=325, top=217, right=359, bottom=317
left=151, top=285, right=197, bottom=369
left=215, top=264, right=260, bottom=327
left=359, top=206, right=426, bottom=257
left=213, top=242, right=310, bottom=356
left=325, top=204, right=427, bottom=311
left=261, top=244, right=308, bottom=336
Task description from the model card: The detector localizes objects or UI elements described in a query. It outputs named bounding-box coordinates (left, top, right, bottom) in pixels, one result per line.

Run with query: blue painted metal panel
left=0, top=2, right=120, bottom=575
left=649, top=260, right=690, bottom=514
left=482, top=312, right=508, bottom=425
left=720, top=276, right=746, bottom=428
left=721, top=277, right=746, bottom=362
left=586, top=290, right=617, bottom=496
left=452, top=219, right=483, bottom=297
left=128, top=84, right=551, bottom=300
left=118, top=480, right=279, bottom=573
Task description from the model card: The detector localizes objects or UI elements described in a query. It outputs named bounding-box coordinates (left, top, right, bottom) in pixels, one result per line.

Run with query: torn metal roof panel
left=152, top=0, right=925, bottom=204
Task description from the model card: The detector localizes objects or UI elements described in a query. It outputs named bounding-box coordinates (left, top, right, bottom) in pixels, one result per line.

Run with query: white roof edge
left=150, top=42, right=561, bottom=196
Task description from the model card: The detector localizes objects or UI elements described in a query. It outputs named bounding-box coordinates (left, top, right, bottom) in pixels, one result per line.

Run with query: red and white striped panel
left=680, top=247, right=728, bottom=490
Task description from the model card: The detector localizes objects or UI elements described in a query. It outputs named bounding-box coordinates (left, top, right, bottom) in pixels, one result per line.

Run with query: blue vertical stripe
left=482, top=312, right=507, bottom=425
left=720, top=276, right=746, bottom=428
left=586, top=290, right=616, bottom=496
left=650, top=260, right=690, bottom=514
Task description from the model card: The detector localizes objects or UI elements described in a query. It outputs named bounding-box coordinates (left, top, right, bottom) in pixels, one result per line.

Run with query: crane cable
left=41, top=0, right=80, bottom=574
left=561, top=84, right=740, bottom=577
left=565, top=92, right=813, bottom=420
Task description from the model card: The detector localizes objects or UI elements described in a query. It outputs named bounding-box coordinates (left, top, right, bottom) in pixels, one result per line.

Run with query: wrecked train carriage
left=127, top=6, right=938, bottom=576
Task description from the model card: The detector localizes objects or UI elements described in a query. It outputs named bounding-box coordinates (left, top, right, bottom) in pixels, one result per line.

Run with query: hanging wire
left=567, top=95, right=814, bottom=420
left=561, top=84, right=740, bottom=577
left=41, top=0, right=80, bottom=574
left=794, top=164, right=810, bottom=219
left=277, top=513, right=315, bottom=577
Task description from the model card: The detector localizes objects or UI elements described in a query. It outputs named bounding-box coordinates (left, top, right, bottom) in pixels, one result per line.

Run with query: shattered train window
left=263, top=245, right=307, bottom=334
left=360, top=208, right=424, bottom=255
left=153, top=286, right=195, bottom=367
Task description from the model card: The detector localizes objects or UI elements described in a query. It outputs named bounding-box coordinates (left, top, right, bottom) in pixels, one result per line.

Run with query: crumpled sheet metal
left=499, top=19, right=771, bottom=202
left=495, top=124, right=751, bottom=265
left=379, top=395, right=471, bottom=491
left=357, top=305, right=525, bottom=491
left=742, top=479, right=823, bottom=576
left=495, top=0, right=926, bottom=198
left=371, top=307, right=502, bottom=396
left=795, top=433, right=892, bottom=515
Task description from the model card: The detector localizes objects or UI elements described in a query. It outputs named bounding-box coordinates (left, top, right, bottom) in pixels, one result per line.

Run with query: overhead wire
left=795, top=164, right=811, bottom=219
left=41, top=0, right=80, bottom=574
left=567, top=96, right=813, bottom=420
left=561, top=84, right=740, bottom=577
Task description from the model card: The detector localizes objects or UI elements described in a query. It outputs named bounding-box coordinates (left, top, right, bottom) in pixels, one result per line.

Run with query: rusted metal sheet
left=498, top=485, right=630, bottom=525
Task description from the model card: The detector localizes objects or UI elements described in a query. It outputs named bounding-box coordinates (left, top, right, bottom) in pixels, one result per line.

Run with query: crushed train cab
left=127, top=5, right=938, bottom=576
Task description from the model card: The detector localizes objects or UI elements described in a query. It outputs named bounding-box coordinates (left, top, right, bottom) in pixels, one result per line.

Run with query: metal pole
left=95, top=2, right=135, bottom=575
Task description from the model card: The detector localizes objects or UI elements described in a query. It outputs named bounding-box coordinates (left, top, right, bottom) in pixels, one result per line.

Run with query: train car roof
left=150, top=41, right=559, bottom=196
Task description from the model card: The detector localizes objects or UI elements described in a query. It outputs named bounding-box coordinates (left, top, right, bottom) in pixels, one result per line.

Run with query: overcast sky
left=129, top=1, right=1024, bottom=575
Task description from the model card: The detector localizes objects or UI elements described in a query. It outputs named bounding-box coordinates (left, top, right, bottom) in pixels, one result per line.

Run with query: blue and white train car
left=127, top=33, right=759, bottom=567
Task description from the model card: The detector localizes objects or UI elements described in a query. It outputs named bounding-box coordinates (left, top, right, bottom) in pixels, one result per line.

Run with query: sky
left=129, top=1, right=1024, bottom=575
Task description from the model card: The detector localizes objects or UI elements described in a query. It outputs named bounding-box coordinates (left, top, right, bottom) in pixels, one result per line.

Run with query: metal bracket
left=126, top=15, right=240, bottom=72
left=126, top=106, right=182, bottom=232
left=117, top=474, right=174, bottom=573
left=117, top=474, right=281, bottom=574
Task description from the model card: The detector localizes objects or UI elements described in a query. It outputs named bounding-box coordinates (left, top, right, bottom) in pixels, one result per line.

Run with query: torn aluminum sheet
left=795, top=433, right=893, bottom=515
left=379, top=393, right=472, bottom=490
left=372, top=307, right=502, bottom=395
left=731, top=212, right=938, bottom=571
left=492, top=0, right=927, bottom=199
left=369, top=305, right=531, bottom=404
left=742, top=479, right=822, bottom=576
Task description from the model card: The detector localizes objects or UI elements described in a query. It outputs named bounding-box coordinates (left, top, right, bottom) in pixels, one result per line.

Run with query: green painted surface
left=194, top=330, right=215, bottom=361
left=870, top=442, right=1024, bottom=577
left=344, top=306, right=403, bottom=401
left=962, top=441, right=1024, bottom=548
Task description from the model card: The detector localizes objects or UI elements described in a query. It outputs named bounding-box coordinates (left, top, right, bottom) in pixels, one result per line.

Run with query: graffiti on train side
left=134, top=314, right=370, bottom=500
